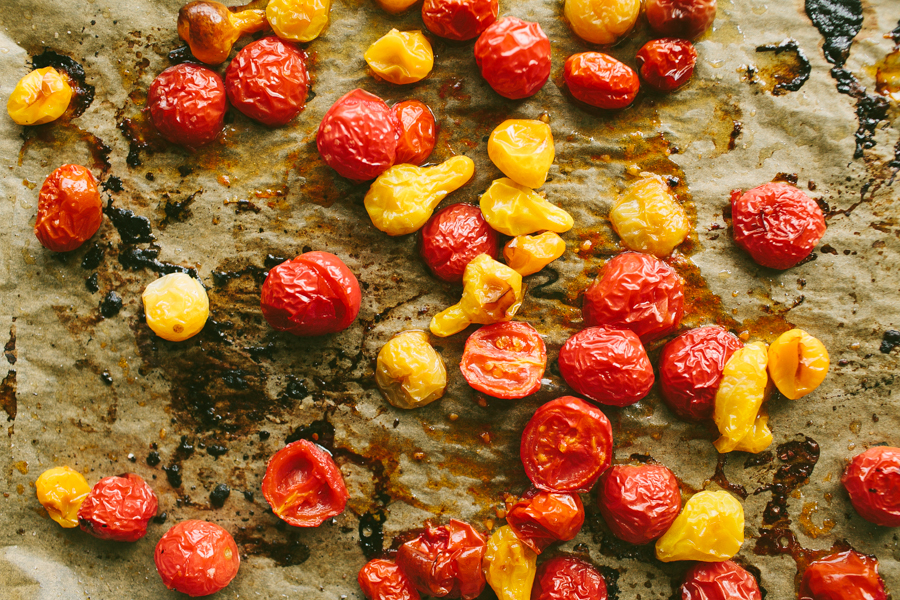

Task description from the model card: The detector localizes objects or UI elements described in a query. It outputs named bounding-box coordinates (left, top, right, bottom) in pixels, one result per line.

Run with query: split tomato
left=396, top=519, right=487, bottom=600
left=505, top=488, right=584, bottom=554
left=148, top=63, right=226, bottom=148
left=460, top=321, right=546, bottom=399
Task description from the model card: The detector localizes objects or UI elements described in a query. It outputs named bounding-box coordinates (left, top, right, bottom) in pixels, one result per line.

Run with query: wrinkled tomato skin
left=731, top=182, right=826, bottom=270
left=422, top=0, right=498, bottom=41
left=396, top=519, right=487, bottom=599
left=148, top=63, right=226, bottom=148
left=659, top=326, right=743, bottom=422
left=316, top=88, right=400, bottom=182
left=799, top=550, right=887, bottom=600
left=461, top=321, right=547, bottom=399
left=558, top=327, right=654, bottom=407
left=34, top=164, right=103, bottom=253
left=636, top=38, right=698, bottom=92
left=680, top=560, right=762, bottom=600
left=155, top=519, right=240, bottom=597
left=394, top=100, right=438, bottom=166
left=358, top=558, right=421, bottom=600
left=262, top=439, right=349, bottom=527
left=842, top=446, right=900, bottom=527
left=531, top=555, right=608, bottom=600
left=597, top=464, right=680, bottom=545
left=564, top=52, right=640, bottom=110
left=77, top=473, right=158, bottom=542
left=521, top=396, right=613, bottom=493
left=645, top=0, right=717, bottom=40
left=506, top=488, right=585, bottom=554
left=419, top=203, right=498, bottom=282
left=474, top=17, right=552, bottom=100
left=582, top=252, right=684, bottom=343
left=225, top=36, right=308, bottom=127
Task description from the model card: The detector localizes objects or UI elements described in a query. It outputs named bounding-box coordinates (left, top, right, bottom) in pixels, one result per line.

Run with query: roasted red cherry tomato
left=422, top=0, right=498, bottom=41
left=564, top=52, right=640, bottom=110
left=155, top=519, right=240, bottom=597
left=34, top=164, right=103, bottom=253
left=394, top=100, right=437, bottom=166
left=148, top=63, right=226, bottom=148
left=842, top=446, right=900, bottom=527
left=506, top=488, right=584, bottom=554
left=558, top=327, right=654, bottom=407
left=636, top=38, right=698, bottom=92
left=474, top=17, right=551, bottom=100
left=731, top=182, right=826, bottom=270
left=521, top=396, right=613, bottom=493
left=225, top=36, right=308, bottom=127
left=461, top=321, right=547, bottom=399
left=659, top=326, right=743, bottom=422
left=645, top=0, right=717, bottom=40
left=532, top=555, right=608, bottom=600
left=419, top=203, right=498, bottom=282
left=358, top=558, right=421, bottom=600
left=397, top=519, right=487, bottom=600
left=582, top=252, right=684, bottom=343
left=260, top=251, right=361, bottom=336
left=262, top=439, right=349, bottom=527
left=799, top=550, right=887, bottom=600
left=77, top=473, right=158, bottom=542
left=680, top=560, right=762, bottom=600
left=597, top=464, right=680, bottom=545
left=316, top=88, right=400, bottom=182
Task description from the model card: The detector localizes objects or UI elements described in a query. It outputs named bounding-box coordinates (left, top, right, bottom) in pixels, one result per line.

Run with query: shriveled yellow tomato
left=655, top=490, right=744, bottom=562
left=732, top=406, right=772, bottom=454
left=564, top=0, right=640, bottom=45
left=177, top=1, right=268, bottom=65
left=142, top=273, right=210, bottom=342
left=487, top=120, right=555, bottom=189
left=610, top=174, right=690, bottom=257
left=713, top=342, right=769, bottom=454
left=767, top=329, right=829, bottom=399
left=375, top=330, right=447, bottom=409
left=35, top=466, right=90, bottom=528
left=267, top=0, right=331, bottom=42
left=7, top=67, right=72, bottom=126
left=375, top=0, right=419, bottom=13
left=503, top=232, right=566, bottom=276
left=480, top=178, right=573, bottom=236
left=365, top=29, right=434, bottom=84
left=483, top=525, right=536, bottom=600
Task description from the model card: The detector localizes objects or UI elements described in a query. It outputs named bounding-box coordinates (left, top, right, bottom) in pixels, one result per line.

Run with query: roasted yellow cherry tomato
left=375, top=0, right=419, bottom=13
left=430, top=254, right=525, bottom=337
left=142, top=273, right=210, bottom=342
left=713, top=342, right=769, bottom=454
left=732, top=406, right=773, bottom=454
left=267, top=0, right=331, bottom=42
left=655, top=490, right=744, bottom=562
left=610, top=174, right=690, bottom=257
left=177, top=1, right=268, bottom=65
left=7, top=67, right=73, bottom=126
left=483, top=525, right=537, bottom=600
left=564, top=0, right=641, bottom=45
left=503, top=232, right=566, bottom=276
left=365, top=29, right=434, bottom=84
left=487, top=120, right=555, bottom=189
left=35, top=466, right=90, bottom=528
left=375, top=330, right=447, bottom=409
left=365, top=156, right=475, bottom=236
left=767, top=329, right=829, bottom=399
left=480, top=178, right=574, bottom=237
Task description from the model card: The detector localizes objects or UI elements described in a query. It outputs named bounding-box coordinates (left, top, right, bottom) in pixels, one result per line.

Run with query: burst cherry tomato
left=422, top=0, right=498, bottom=41
left=731, top=182, right=827, bottom=270
left=396, top=519, right=487, bottom=600
left=597, top=464, right=680, bottom=545
left=680, top=560, right=762, bottom=600
left=225, top=36, right=308, bottom=127
left=148, top=63, right=226, bottom=148
left=646, top=0, right=717, bottom=39
left=394, top=100, right=437, bottom=166
left=461, top=321, right=547, bottom=399
left=155, top=519, right=240, bottom=597
left=262, top=439, right=349, bottom=527
left=564, top=52, right=640, bottom=110
left=77, top=473, right=158, bottom=542
left=842, top=446, right=900, bottom=527
left=358, top=558, right=421, bottom=600
left=636, top=38, right=698, bottom=92
left=521, top=396, right=613, bottom=493
left=34, top=164, right=103, bottom=253
left=419, top=203, right=498, bottom=282
left=474, top=17, right=551, bottom=100
left=506, top=488, right=585, bottom=554
left=799, top=550, right=887, bottom=600
left=532, top=555, right=608, bottom=600
left=659, top=326, right=743, bottom=421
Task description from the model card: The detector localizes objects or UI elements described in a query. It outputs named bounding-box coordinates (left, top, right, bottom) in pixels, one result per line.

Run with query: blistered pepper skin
left=655, top=491, right=744, bottom=562
left=78, top=473, right=159, bottom=542
left=474, top=18, right=552, bottom=100
left=842, top=446, right=900, bottom=527
left=598, top=464, right=681, bottom=545
left=480, top=178, right=574, bottom=237
left=35, top=466, right=90, bottom=528
left=505, top=488, right=584, bottom=554
left=680, top=560, right=762, bottom=600
left=148, top=63, right=227, bottom=148
left=7, top=67, right=72, bottom=126
left=365, top=30, right=434, bottom=85
left=767, top=329, right=829, bottom=399
left=376, top=330, right=447, bottom=409
left=267, top=0, right=332, bottom=42
left=177, top=1, right=268, bottom=65
left=610, top=174, right=691, bottom=257
left=397, top=519, right=487, bottom=600
left=713, top=342, right=770, bottom=454
left=488, top=120, right=555, bottom=189
left=359, top=558, right=421, bottom=600
left=564, top=0, right=640, bottom=45
left=483, top=525, right=537, bottom=600
left=504, top=232, right=566, bottom=276
left=799, top=550, right=887, bottom=600
left=34, top=164, right=103, bottom=253
left=142, top=273, right=210, bottom=342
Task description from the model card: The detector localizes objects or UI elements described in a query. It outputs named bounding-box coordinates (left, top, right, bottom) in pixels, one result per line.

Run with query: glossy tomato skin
left=225, top=36, right=308, bottom=127
left=393, top=100, right=437, bottom=166
left=558, top=327, right=654, bottom=407
left=659, top=326, right=743, bottom=421
left=645, top=0, right=717, bottom=40
left=799, top=550, right=887, bottom=600
left=422, top=0, right=498, bottom=41
left=731, top=182, right=826, bottom=270
left=597, top=464, right=680, bottom=545
left=316, top=88, right=400, bottom=182
left=842, top=446, right=900, bottom=527
left=564, top=53, right=640, bottom=110
left=531, top=555, right=608, bottom=600
left=77, top=473, right=158, bottom=542
left=474, top=17, right=552, bottom=100
left=260, top=251, right=361, bottom=336
left=155, top=519, right=240, bottom=597
left=582, top=252, right=684, bottom=343
left=521, top=396, right=613, bottom=493
left=34, top=164, right=103, bottom=253
left=506, top=488, right=585, bottom=554
left=419, top=203, right=498, bottom=282
left=636, top=38, right=698, bottom=92
left=680, top=560, right=762, bottom=600
left=396, top=519, right=487, bottom=599
left=461, top=321, right=547, bottom=399
left=148, top=63, right=226, bottom=148
left=358, top=558, right=421, bottom=600
left=262, top=439, right=349, bottom=527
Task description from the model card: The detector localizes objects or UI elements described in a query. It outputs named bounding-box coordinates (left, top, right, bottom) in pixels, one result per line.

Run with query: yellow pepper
left=430, top=254, right=525, bottom=337
left=713, top=342, right=769, bottom=454
left=267, top=0, right=331, bottom=43
left=142, top=273, right=210, bottom=342
left=35, top=466, right=90, bottom=528
left=487, top=120, right=555, bottom=189
left=480, top=178, right=574, bottom=237
left=7, top=67, right=73, bottom=126
left=767, top=329, right=829, bottom=399
left=655, top=490, right=744, bottom=562
left=364, top=156, right=475, bottom=236
left=364, top=29, right=434, bottom=85
left=503, top=232, right=566, bottom=276
left=610, top=174, right=691, bottom=257
left=375, top=331, right=447, bottom=409
left=483, top=525, right=537, bottom=600
left=374, top=0, right=419, bottom=13
left=564, top=0, right=641, bottom=45
left=177, top=1, right=268, bottom=65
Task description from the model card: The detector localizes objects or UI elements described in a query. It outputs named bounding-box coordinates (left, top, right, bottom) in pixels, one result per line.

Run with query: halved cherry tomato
left=34, top=164, right=103, bottom=253
left=564, top=52, right=640, bottom=110
left=396, top=519, right=487, bottom=600
left=261, top=439, right=349, bottom=527
left=597, top=464, right=680, bottom=545
left=77, top=473, right=158, bottom=542
left=419, top=203, right=499, bottom=283
left=474, top=17, right=551, bottom=100
left=636, top=38, right=698, bottom=92
left=422, top=0, right=498, bottom=41
left=394, top=100, right=437, bottom=166
left=799, top=550, right=887, bottom=600
left=460, top=321, right=546, bottom=399
left=148, top=63, right=226, bottom=148
left=155, top=519, right=240, bottom=597
left=842, top=446, right=900, bottom=527
left=532, top=555, right=608, bottom=600
left=521, top=396, right=613, bottom=493
left=680, top=560, right=761, bottom=600
left=506, top=488, right=584, bottom=554
left=358, top=558, right=421, bottom=600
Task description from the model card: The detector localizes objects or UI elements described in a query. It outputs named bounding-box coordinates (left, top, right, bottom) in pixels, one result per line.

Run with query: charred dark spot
left=101, top=176, right=124, bottom=193
left=163, top=463, right=182, bottom=488
left=146, top=451, right=161, bottom=466
left=710, top=453, right=749, bottom=499
left=167, top=45, right=199, bottom=65
left=286, top=419, right=336, bottom=450
left=221, top=369, right=249, bottom=390
left=755, top=39, right=811, bottom=95
left=0, top=370, right=17, bottom=422
left=99, top=291, right=123, bottom=318
left=177, top=436, right=194, bottom=456
left=258, top=430, right=271, bottom=441
left=118, top=245, right=197, bottom=277
left=773, top=172, right=799, bottom=185
left=728, top=121, right=743, bottom=150
left=881, top=329, right=900, bottom=353
left=85, top=273, right=100, bottom=293
left=4, top=323, right=16, bottom=366
left=31, top=50, right=95, bottom=118
left=80, top=243, right=105, bottom=270
left=152, top=512, right=168, bottom=524
left=207, top=444, right=228, bottom=458
left=210, top=483, right=231, bottom=508
left=100, top=371, right=113, bottom=385
left=164, top=190, right=202, bottom=223
left=358, top=509, right=386, bottom=560
left=234, top=529, right=311, bottom=567
left=754, top=437, right=820, bottom=528
left=104, top=199, right=153, bottom=244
